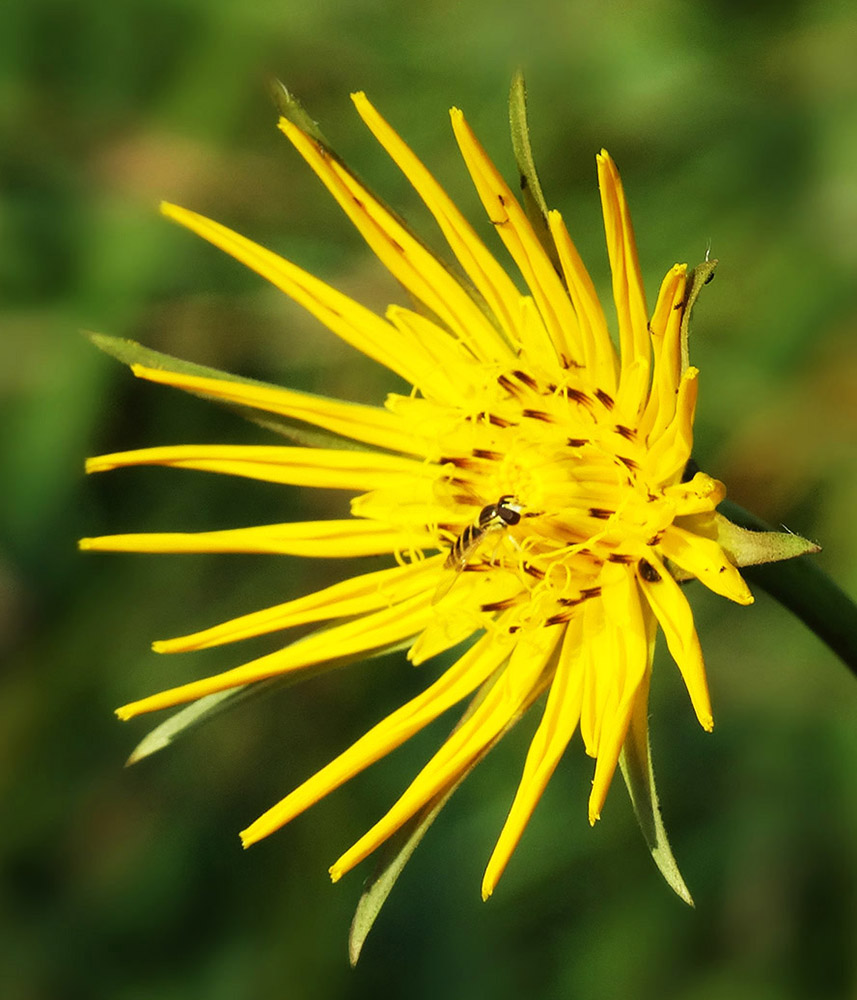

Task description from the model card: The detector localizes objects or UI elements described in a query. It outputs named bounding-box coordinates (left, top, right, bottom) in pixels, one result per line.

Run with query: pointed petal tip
left=480, top=881, right=494, bottom=902
left=588, top=790, right=602, bottom=826
left=329, top=864, right=344, bottom=884
left=115, top=705, right=134, bottom=722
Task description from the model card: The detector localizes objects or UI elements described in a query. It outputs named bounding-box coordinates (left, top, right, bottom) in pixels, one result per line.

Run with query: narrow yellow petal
left=384, top=306, right=482, bottom=402
left=638, top=264, right=686, bottom=442
left=578, top=598, right=607, bottom=757
left=646, top=366, right=699, bottom=484
left=116, top=593, right=434, bottom=720
left=240, top=630, right=510, bottom=848
left=130, top=364, right=431, bottom=457
left=86, top=443, right=437, bottom=492
left=658, top=525, right=753, bottom=606
left=588, top=567, right=649, bottom=823
left=352, top=92, right=523, bottom=349
left=663, top=471, right=725, bottom=516
left=80, top=518, right=433, bottom=558
left=155, top=556, right=442, bottom=653
left=636, top=552, right=713, bottom=730
left=481, top=616, right=585, bottom=899
left=160, top=203, right=429, bottom=386
left=278, top=118, right=511, bottom=365
left=450, top=108, right=583, bottom=368
left=596, top=151, right=650, bottom=413
left=548, top=210, right=617, bottom=392
left=329, top=627, right=561, bottom=881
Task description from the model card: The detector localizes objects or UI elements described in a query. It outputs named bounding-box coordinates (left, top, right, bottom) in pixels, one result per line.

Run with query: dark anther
left=512, top=369, right=538, bottom=390
left=521, top=409, right=554, bottom=422
left=588, top=508, right=614, bottom=520
left=638, top=558, right=661, bottom=583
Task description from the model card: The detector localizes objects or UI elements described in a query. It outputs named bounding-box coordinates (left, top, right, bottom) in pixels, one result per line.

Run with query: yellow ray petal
left=596, top=151, right=650, bottom=413
left=638, top=264, right=686, bottom=442
left=515, top=294, right=562, bottom=378
left=384, top=306, right=482, bottom=402
left=329, top=626, right=562, bottom=881
left=154, top=555, right=442, bottom=653
left=658, top=525, right=753, bottom=606
left=636, top=552, right=713, bottom=730
left=578, top=597, right=607, bottom=757
left=80, top=518, right=433, bottom=558
left=547, top=209, right=617, bottom=391
left=278, top=118, right=512, bottom=366
left=240, top=629, right=511, bottom=848
left=646, top=366, right=699, bottom=485
left=410, top=572, right=524, bottom=667
left=160, top=203, right=431, bottom=387
left=588, top=567, right=650, bottom=823
left=86, top=444, right=437, bottom=492
left=130, top=364, right=430, bottom=457
left=481, top=615, right=585, bottom=898
left=116, top=593, right=435, bottom=720
left=352, top=92, right=523, bottom=348
left=663, top=471, right=725, bottom=516
left=450, top=108, right=583, bottom=368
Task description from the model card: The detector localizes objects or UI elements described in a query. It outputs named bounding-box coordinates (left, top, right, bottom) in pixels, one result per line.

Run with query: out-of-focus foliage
left=2, top=1, right=856, bottom=997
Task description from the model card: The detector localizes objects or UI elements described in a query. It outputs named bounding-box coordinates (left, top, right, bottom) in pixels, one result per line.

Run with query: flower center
left=428, top=364, right=676, bottom=620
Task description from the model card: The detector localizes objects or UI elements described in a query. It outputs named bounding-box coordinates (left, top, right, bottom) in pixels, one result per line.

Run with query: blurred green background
left=3, top=0, right=857, bottom=997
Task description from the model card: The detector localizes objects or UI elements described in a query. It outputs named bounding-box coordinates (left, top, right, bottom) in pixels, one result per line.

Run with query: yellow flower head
left=82, top=91, right=756, bottom=904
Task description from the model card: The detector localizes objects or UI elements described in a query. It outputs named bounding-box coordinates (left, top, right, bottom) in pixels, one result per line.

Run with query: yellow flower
left=82, top=92, right=755, bottom=903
